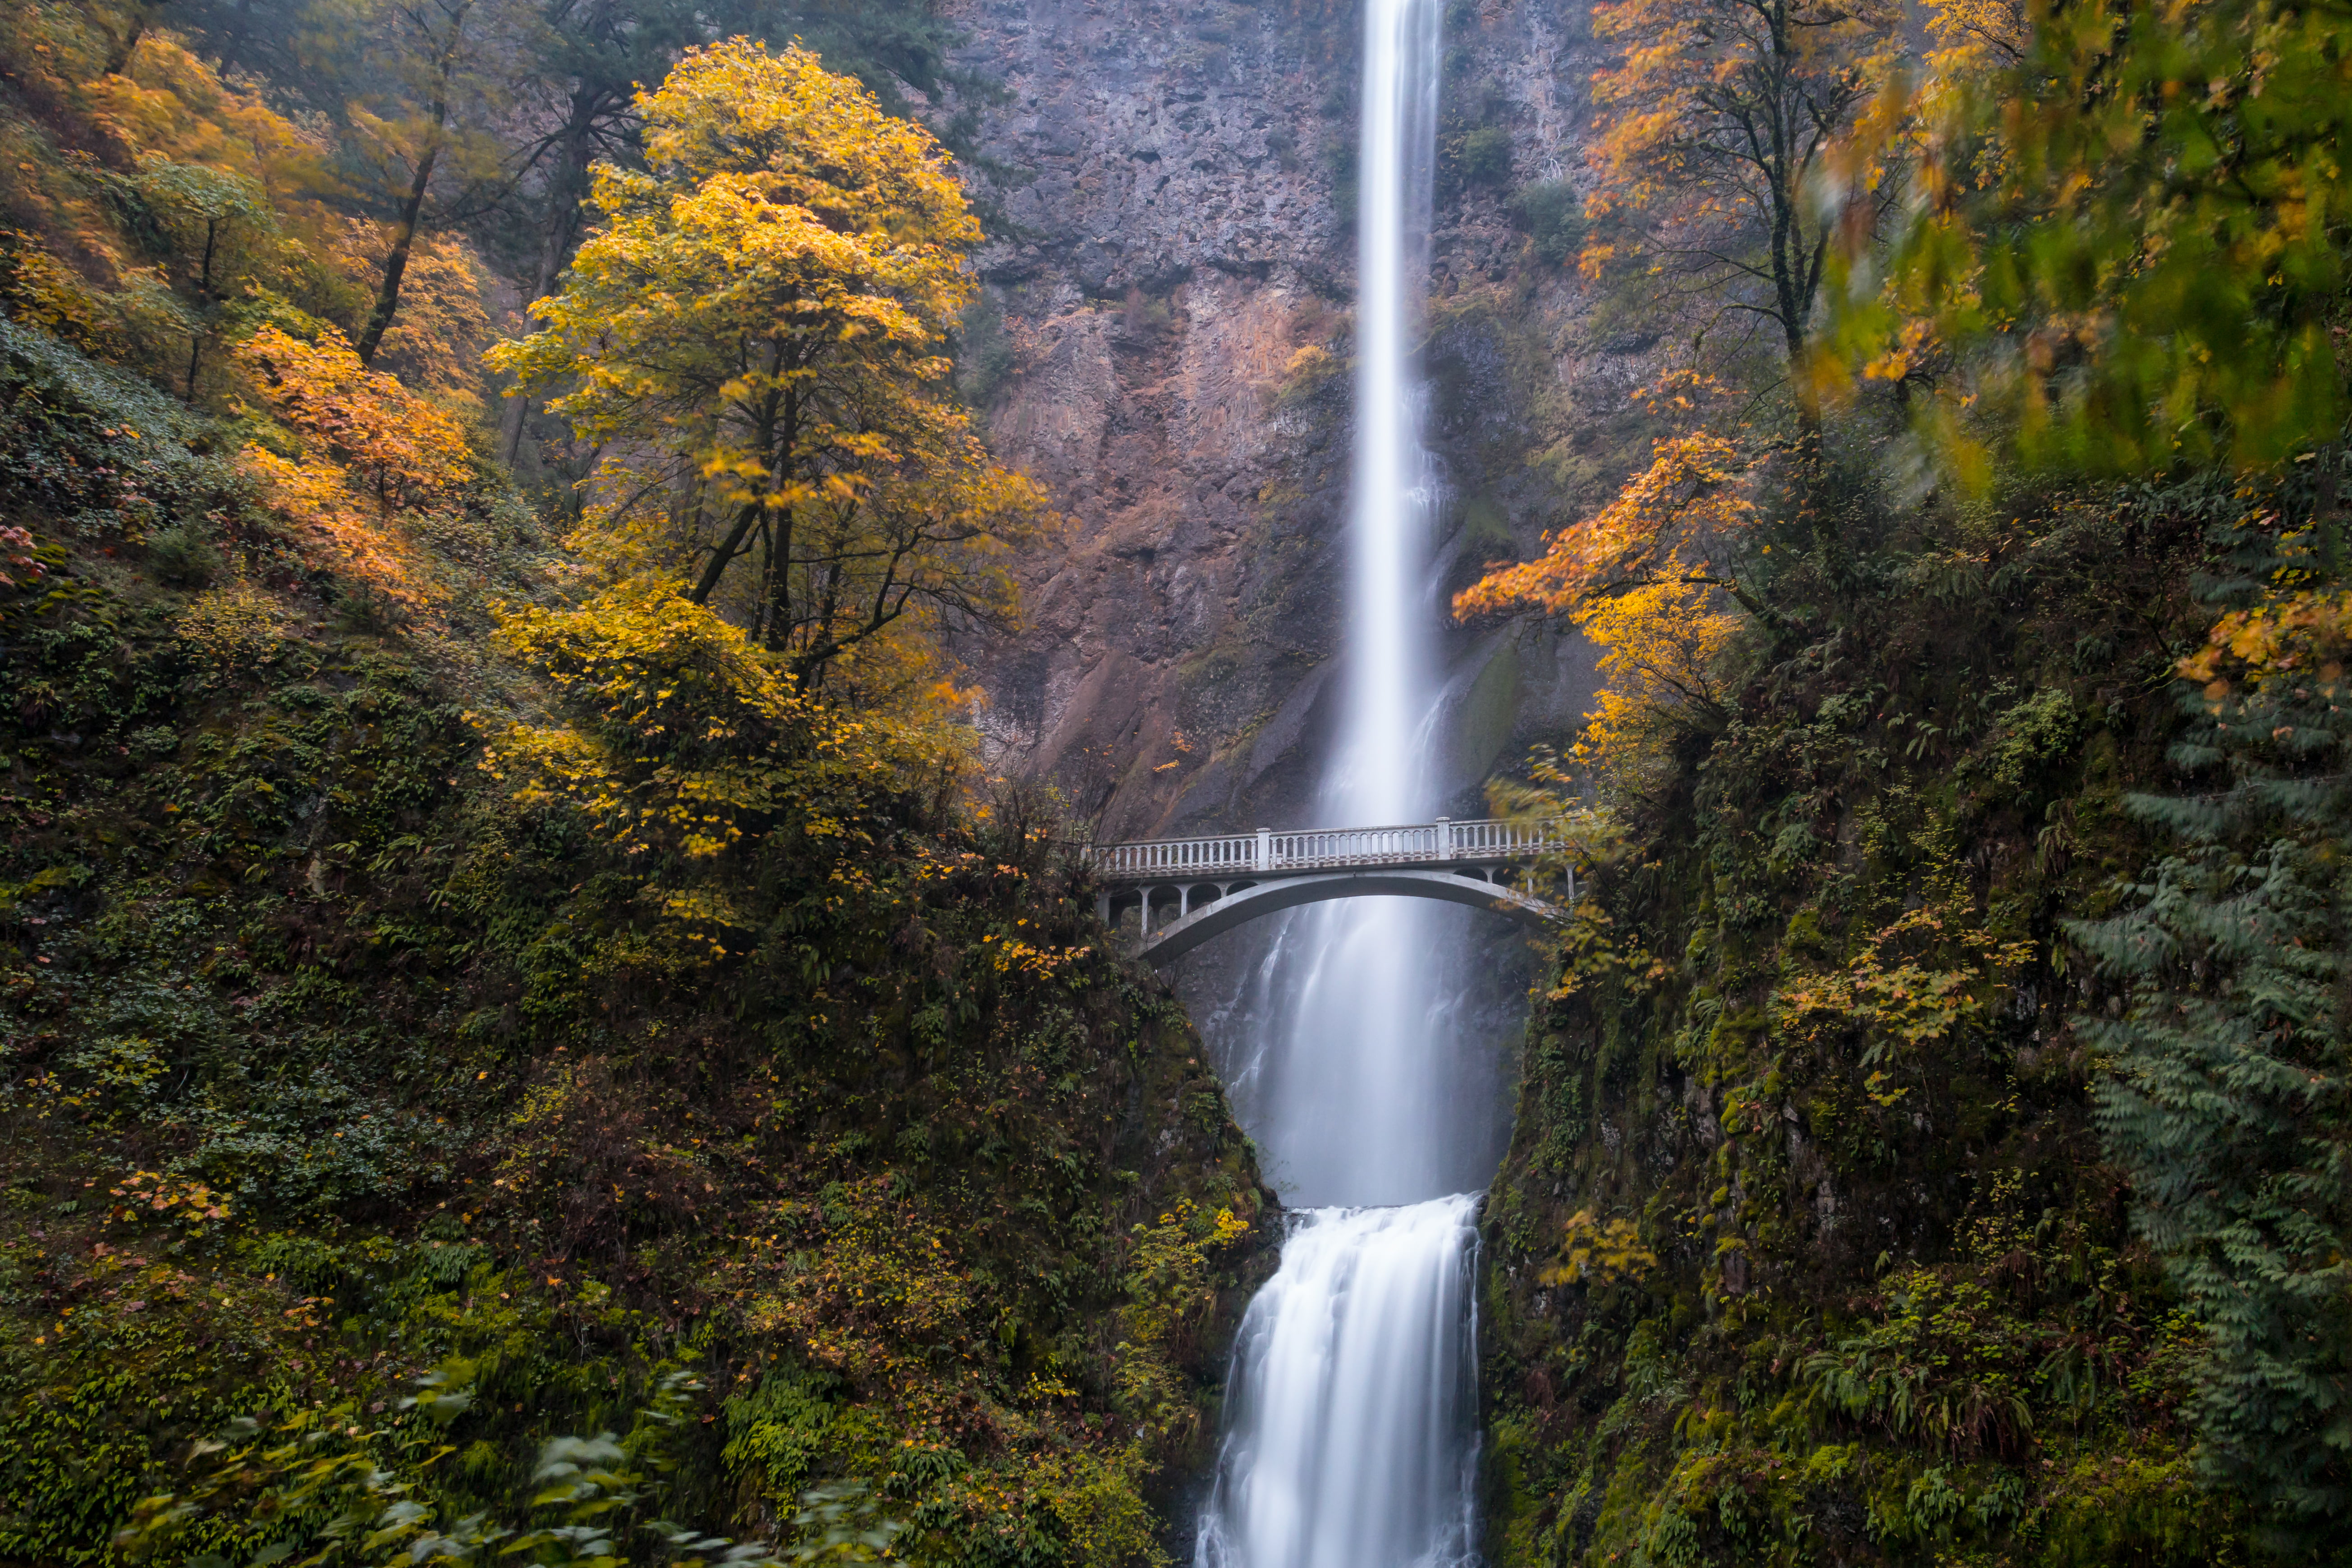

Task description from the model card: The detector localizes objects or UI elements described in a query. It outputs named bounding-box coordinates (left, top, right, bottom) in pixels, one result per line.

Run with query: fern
left=2068, top=515, right=2352, bottom=1550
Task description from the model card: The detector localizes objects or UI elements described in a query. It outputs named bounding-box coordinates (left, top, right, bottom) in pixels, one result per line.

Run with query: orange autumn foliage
left=1582, top=0, right=1903, bottom=362
left=1455, top=404, right=1756, bottom=796
left=2165, top=515, right=2352, bottom=704
left=233, top=325, right=472, bottom=611
left=231, top=448, right=417, bottom=604
left=327, top=220, right=494, bottom=409
left=2181, top=590, right=2352, bottom=700
left=236, top=325, right=471, bottom=518
left=0, top=10, right=338, bottom=237
left=1452, top=432, right=1756, bottom=618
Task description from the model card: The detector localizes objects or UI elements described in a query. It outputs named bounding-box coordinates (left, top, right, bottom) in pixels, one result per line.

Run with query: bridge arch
left=1107, top=868, right=1564, bottom=967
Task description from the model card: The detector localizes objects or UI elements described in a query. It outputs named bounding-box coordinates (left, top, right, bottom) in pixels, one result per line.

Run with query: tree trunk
left=690, top=501, right=765, bottom=604
left=355, top=0, right=468, bottom=367
left=761, top=508, right=797, bottom=651
left=757, top=389, right=801, bottom=641
left=184, top=215, right=218, bottom=400
left=500, top=87, right=607, bottom=462
left=752, top=519, right=775, bottom=643
left=355, top=142, right=440, bottom=367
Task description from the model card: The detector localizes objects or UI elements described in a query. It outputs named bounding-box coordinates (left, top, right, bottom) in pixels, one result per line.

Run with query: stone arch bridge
left=1086, top=818, right=1576, bottom=966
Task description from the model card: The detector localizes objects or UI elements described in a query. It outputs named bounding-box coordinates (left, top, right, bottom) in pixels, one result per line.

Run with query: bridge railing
left=1085, top=817, right=1569, bottom=882
left=1087, top=833, right=1262, bottom=878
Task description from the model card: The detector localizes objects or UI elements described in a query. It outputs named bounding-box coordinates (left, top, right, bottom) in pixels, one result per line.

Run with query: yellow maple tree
left=1456, top=390, right=1757, bottom=798
left=1452, top=429, right=1756, bottom=619
left=476, top=578, right=963, bottom=958
left=491, top=39, right=1047, bottom=702
left=1923, top=0, right=2030, bottom=74
left=1568, top=575, right=1743, bottom=794
left=1582, top=0, right=1904, bottom=371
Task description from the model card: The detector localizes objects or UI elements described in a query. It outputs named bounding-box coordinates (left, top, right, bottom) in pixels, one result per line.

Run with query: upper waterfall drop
left=1210, top=0, right=1472, bottom=1211
left=1329, top=0, right=1443, bottom=831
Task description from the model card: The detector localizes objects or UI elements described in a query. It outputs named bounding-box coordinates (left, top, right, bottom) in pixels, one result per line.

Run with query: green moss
left=1457, top=640, right=1522, bottom=787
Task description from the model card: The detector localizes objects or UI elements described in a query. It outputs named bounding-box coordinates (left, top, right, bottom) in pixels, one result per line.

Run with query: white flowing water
left=1195, top=2, right=1484, bottom=1566
left=1194, top=1198, right=1482, bottom=1568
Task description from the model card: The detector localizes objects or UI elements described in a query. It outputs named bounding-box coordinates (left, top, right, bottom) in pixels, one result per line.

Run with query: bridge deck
left=1085, top=816, right=1561, bottom=882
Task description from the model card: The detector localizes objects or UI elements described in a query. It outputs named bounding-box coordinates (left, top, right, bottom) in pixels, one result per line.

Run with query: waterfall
left=1196, top=4, right=1483, bottom=1567
left=1220, top=0, right=1460, bottom=1215
left=1194, top=1198, right=1482, bottom=1568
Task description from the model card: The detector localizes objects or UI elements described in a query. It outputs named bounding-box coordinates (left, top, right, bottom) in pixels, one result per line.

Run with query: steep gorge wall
left=945, top=0, right=1637, bottom=839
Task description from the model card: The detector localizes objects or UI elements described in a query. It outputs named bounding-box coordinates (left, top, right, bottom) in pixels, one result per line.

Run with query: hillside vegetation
left=0, top=6, right=1267, bottom=1563
left=1463, top=0, right=2352, bottom=1563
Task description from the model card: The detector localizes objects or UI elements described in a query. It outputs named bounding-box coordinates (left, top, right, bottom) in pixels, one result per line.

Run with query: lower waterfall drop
left=1194, top=1198, right=1483, bottom=1568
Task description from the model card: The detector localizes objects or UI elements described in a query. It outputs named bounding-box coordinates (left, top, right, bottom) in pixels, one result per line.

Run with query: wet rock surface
left=945, top=0, right=1628, bottom=838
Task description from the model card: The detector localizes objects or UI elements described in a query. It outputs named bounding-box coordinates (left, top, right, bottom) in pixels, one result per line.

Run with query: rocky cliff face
left=945, top=0, right=1634, bottom=840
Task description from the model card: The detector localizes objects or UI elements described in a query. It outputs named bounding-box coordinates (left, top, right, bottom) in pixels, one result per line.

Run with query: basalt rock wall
left=945, top=0, right=1643, bottom=839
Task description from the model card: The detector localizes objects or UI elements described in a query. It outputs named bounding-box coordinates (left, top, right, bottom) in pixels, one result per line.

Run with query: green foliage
left=724, top=1370, right=841, bottom=1501
left=1804, top=1271, right=2035, bottom=1458
left=2070, top=512, right=2352, bottom=1551
left=1458, top=124, right=1512, bottom=186
left=0, top=315, right=226, bottom=543
left=1512, top=180, right=1585, bottom=268
left=145, top=521, right=221, bottom=587
left=1029, top=1444, right=1164, bottom=1568
left=120, top=1364, right=907, bottom=1567
left=1824, top=0, right=2352, bottom=474
left=0, top=1251, right=291, bottom=1567
left=1114, top=1202, right=1250, bottom=1449
left=1473, top=436, right=2251, bottom=1565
